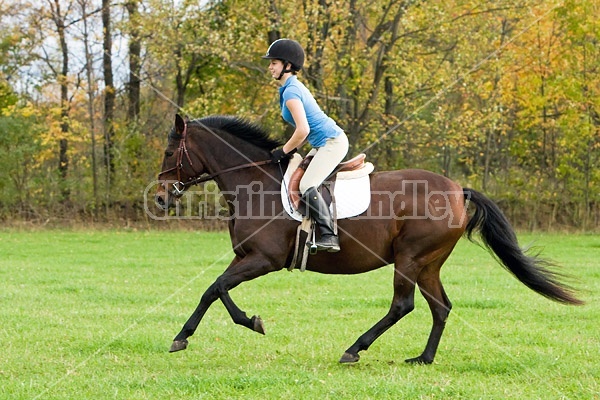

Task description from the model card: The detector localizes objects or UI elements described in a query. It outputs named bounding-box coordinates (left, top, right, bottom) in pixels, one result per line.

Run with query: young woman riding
left=262, top=38, right=349, bottom=253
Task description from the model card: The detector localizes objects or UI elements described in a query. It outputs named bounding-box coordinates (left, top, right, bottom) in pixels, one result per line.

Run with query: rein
left=182, top=159, right=273, bottom=187
left=157, top=121, right=274, bottom=196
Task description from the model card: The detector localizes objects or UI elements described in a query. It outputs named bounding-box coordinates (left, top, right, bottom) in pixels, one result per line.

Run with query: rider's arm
left=283, top=98, right=309, bottom=154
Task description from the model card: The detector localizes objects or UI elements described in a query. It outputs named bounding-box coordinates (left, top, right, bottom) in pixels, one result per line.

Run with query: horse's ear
left=175, top=114, right=186, bottom=135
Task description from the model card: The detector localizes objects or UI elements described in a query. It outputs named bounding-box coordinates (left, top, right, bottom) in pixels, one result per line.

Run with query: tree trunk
left=50, top=0, right=70, bottom=201
left=303, top=0, right=330, bottom=93
left=126, top=0, right=141, bottom=123
left=102, top=0, right=115, bottom=204
left=267, top=0, right=281, bottom=45
left=79, top=0, right=98, bottom=213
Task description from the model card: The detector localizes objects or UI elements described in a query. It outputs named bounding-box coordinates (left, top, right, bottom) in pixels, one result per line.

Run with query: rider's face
left=268, top=59, right=285, bottom=79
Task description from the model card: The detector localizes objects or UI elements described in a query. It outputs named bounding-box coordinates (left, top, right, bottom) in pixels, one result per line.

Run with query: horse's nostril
left=155, top=195, right=165, bottom=207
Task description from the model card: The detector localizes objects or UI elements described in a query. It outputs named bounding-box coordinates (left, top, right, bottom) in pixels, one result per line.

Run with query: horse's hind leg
left=340, top=255, right=419, bottom=363
left=405, top=258, right=452, bottom=364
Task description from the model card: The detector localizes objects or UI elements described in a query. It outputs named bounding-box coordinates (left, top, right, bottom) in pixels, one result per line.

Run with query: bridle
left=157, top=121, right=273, bottom=197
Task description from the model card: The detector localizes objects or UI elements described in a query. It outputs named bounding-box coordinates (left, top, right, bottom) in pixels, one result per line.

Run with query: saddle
left=288, top=153, right=367, bottom=210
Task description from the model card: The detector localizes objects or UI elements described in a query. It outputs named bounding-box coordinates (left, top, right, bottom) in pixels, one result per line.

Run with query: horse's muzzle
left=155, top=181, right=185, bottom=210
left=155, top=193, right=169, bottom=210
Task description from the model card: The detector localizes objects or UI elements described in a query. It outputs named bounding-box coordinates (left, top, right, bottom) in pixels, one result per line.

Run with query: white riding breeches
left=299, top=132, right=349, bottom=194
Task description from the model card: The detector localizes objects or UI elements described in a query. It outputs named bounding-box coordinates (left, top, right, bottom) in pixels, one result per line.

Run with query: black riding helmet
left=262, top=38, right=305, bottom=72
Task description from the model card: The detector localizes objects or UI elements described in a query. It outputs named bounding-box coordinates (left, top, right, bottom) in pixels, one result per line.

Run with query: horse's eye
left=165, top=151, right=174, bottom=157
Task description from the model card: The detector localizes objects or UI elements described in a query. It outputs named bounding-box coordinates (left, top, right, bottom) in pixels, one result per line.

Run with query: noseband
left=157, top=121, right=273, bottom=196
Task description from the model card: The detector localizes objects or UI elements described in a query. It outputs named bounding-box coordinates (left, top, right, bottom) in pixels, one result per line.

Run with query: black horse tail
left=463, top=188, right=583, bottom=305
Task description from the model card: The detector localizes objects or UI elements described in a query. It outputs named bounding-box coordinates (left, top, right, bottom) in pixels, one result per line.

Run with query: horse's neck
left=214, top=165, right=283, bottom=221
left=212, top=164, right=281, bottom=193
left=195, top=130, right=281, bottom=195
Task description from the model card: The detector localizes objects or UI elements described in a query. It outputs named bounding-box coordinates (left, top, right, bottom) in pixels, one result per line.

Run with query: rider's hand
left=271, top=147, right=296, bottom=163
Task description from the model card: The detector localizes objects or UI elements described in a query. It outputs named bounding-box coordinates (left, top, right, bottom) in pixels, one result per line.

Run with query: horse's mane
left=181, top=115, right=282, bottom=151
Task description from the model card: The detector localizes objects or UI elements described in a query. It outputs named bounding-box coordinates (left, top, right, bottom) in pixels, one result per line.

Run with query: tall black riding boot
left=302, top=187, right=340, bottom=252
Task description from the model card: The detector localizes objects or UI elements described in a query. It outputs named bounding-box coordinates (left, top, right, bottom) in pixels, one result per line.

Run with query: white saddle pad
left=281, top=154, right=374, bottom=222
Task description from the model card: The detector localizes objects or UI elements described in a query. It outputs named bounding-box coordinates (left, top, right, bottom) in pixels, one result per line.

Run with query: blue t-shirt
left=279, top=76, right=343, bottom=147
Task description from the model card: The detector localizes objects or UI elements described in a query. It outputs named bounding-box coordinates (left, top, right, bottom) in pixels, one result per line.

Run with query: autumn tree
left=0, top=0, right=597, bottom=228
left=76, top=0, right=100, bottom=208
left=38, top=0, right=75, bottom=201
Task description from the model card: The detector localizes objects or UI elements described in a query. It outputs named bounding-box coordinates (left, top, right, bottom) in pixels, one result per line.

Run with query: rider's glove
left=271, top=147, right=296, bottom=163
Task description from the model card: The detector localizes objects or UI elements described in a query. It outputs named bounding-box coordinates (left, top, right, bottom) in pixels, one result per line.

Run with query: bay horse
left=154, top=113, right=582, bottom=364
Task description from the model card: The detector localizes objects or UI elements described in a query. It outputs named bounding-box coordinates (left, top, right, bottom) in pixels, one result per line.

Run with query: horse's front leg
left=170, top=253, right=278, bottom=352
left=169, top=279, right=221, bottom=352
left=219, top=290, right=266, bottom=334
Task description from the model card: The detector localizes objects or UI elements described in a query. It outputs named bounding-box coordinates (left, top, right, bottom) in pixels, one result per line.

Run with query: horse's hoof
left=252, top=315, right=265, bottom=335
left=169, top=340, right=188, bottom=353
left=339, top=352, right=360, bottom=363
left=405, top=356, right=432, bottom=365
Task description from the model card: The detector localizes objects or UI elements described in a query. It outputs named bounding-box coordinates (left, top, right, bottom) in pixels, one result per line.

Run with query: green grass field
left=0, top=229, right=598, bottom=399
